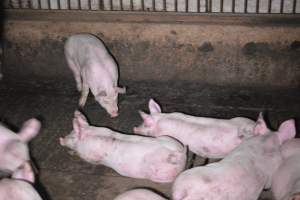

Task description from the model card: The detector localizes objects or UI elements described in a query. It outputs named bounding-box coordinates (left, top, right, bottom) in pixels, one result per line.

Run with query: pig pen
left=0, top=0, right=300, bottom=199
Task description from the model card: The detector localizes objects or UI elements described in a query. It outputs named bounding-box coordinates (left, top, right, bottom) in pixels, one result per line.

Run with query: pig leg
left=79, top=71, right=89, bottom=107
left=66, top=58, right=82, bottom=92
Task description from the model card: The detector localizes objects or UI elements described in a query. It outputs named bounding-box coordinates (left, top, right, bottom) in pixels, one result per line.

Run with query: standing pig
left=60, top=111, right=187, bottom=183
left=172, top=114, right=296, bottom=200
left=0, top=162, right=42, bottom=200
left=64, top=33, right=126, bottom=118
left=271, top=138, right=300, bottom=200
left=0, top=118, right=41, bottom=175
left=114, top=189, right=167, bottom=200
left=134, top=99, right=256, bottom=158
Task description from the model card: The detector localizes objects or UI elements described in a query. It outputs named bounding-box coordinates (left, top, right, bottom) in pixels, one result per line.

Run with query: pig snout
left=110, top=111, right=119, bottom=118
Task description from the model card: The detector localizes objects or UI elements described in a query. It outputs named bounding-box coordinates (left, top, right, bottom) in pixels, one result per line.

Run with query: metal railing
left=4, top=0, right=300, bottom=13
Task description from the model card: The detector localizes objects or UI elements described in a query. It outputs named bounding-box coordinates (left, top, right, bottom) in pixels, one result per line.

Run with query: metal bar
left=185, top=0, right=188, bottom=12
left=78, top=0, right=81, bottom=9
left=293, top=0, right=297, bottom=13
left=58, top=0, right=61, bottom=9
left=88, top=0, right=92, bottom=10
left=18, top=0, right=22, bottom=8
left=280, top=0, right=284, bottom=13
left=120, top=0, right=124, bottom=10
left=208, top=0, right=212, bottom=12
left=256, top=0, right=259, bottom=13
left=197, top=0, right=200, bottom=12
left=152, top=0, right=155, bottom=11
left=37, top=0, right=41, bottom=9
left=28, top=0, right=33, bottom=9
left=174, top=0, right=178, bottom=12
left=163, top=0, right=166, bottom=11
left=47, top=0, right=51, bottom=9
left=110, top=0, right=113, bottom=10
left=220, top=0, right=223, bottom=12
left=67, top=0, right=70, bottom=9
left=205, top=0, right=208, bottom=12
left=232, top=0, right=235, bottom=13
left=141, top=0, right=145, bottom=11
left=268, top=0, right=272, bottom=13
left=244, top=0, right=248, bottom=13
left=99, top=0, right=104, bottom=10
left=130, top=0, right=133, bottom=10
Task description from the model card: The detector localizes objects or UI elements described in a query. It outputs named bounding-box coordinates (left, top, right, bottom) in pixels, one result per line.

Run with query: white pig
left=114, top=189, right=167, bottom=200
left=271, top=138, right=300, bottom=200
left=172, top=114, right=296, bottom=200
left=0, top=118, right=41, bottom=175
left=0, top=162, right=42, bottom=200
left=134, top=99, right=256, bottom=158
left=64, top=34, right=126, bottom=117
left=59, top=110, right=187, bottom=183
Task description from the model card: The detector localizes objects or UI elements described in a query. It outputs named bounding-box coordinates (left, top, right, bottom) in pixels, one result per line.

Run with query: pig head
left=0, top=118, right=41, bottom=175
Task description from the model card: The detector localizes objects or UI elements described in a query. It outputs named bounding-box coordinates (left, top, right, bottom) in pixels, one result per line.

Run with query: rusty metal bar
left=232, top=0, right=235, bottom=13
left=208, top=0, right=212, bottom=12
left=197, top=0, right=200, bottom=12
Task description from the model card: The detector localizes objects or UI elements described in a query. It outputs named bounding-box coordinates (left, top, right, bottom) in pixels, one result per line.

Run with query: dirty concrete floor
left=0, top=79, right=299, bottom=200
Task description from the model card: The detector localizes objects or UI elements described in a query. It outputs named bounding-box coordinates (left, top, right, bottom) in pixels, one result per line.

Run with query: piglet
left=134, top=99, right=256, bottom=158
left=0, top=162, right=42, bottom=200
left=60, top=111, right=187, bottom=183
left=271, top=138, right=300, bottom=200
left=114, top=189, right=167, bottom=200
left=0, top=118, right=41, bottom=175
left=172, top=114, right=296, bottom=200
left=64, top=34, right=126, bottom=118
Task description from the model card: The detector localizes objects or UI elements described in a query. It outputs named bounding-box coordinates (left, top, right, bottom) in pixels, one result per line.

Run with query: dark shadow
left=0, top=0, right=5, bottom=76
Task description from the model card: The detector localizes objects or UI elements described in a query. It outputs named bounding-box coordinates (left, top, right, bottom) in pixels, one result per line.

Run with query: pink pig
left=64, top=34, right=126, bottom=118
left=114, top=189, right=167, bottom=200
left=271, top=138, right=300, bottom=200
left=0, top=162, right=42, bottom=200
left=0, top=118, right=41, bottom=175
left=134, top=99, right=256, bottom=158
left=172, top=114, right=296, bottom=200
left=60, top=111, right=187, bottom=183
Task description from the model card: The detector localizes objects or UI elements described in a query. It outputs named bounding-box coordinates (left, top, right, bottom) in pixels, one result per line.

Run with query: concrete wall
left=3, top=10, right=300, bottom=88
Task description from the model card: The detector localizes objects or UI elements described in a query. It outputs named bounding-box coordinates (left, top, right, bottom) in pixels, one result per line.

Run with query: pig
left=0, top=162, right=42, bottom=200
left=114, top=189, right=167, bottom=200
left=59, top=110, right=187, bottom=183
left=172, top=114, right=296, bottom=200
left=0, top=118, right=41, bottom=175
left=134, top=99, right=256, bottom=158
left=271, top=138, right=300, bottom=200
left=64, top=34, right=126, bottom=117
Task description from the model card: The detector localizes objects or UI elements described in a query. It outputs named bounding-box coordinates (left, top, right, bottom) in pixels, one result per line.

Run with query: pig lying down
left=172, top=114, right=296, bottom=200
left=0, top=162, right=42, bottom=200
left=65, top=33, right=126, bottom=118
left=114, top=189, right=167, bottom=200
left=0, top=118, right=41, bottom=175
left=272, top=138, right=300, bottom=200
left=60, top=111, right=187, bottom=183
left=134, top=99, right=256, bottom=158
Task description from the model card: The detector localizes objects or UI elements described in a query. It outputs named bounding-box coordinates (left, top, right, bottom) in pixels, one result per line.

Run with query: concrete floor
left=0, top=79, right=299, bottom=200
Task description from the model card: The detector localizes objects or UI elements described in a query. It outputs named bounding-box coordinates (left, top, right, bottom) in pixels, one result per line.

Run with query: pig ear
left=253, top=112, right=269, bottom=135
left=148, top=99, right=162, bottom=114
left=12, top=162, right=35, bottom=183
left=277, top=119, right=296, bottom=144
left=139, top=111, right=154, bottom=126
left=115, top=86, right=126, bottom=94
left=97, top=91, right=107, bottom=97
left=19, top=118, right=41, bottom=143
left=73, top=111, right=89, bottom=139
